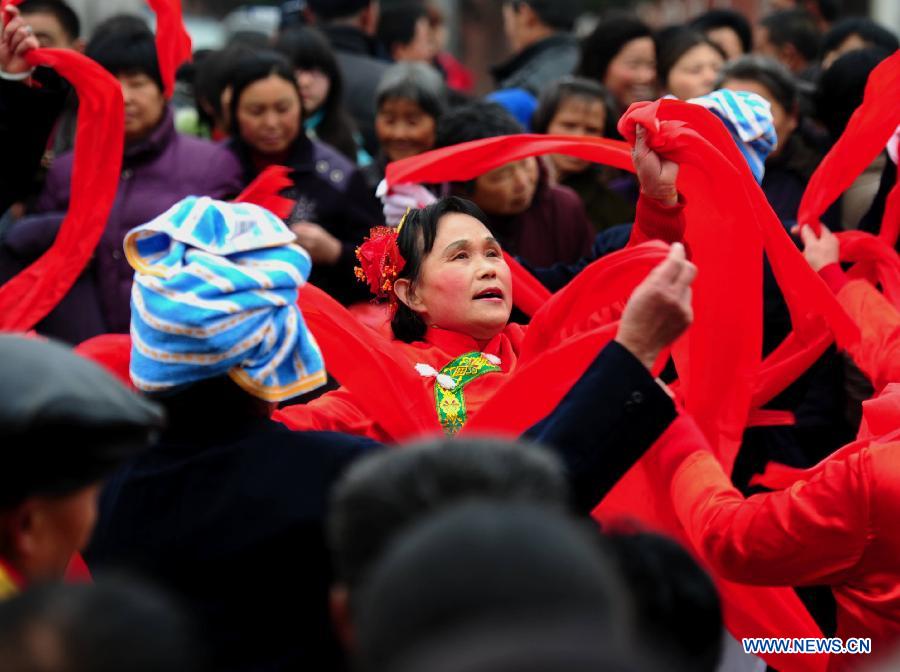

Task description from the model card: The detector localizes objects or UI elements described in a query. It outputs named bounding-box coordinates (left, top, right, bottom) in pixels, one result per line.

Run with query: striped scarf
left=125, top=197, right=327, bottom=401
left=687, top=89, right=776, bottom=183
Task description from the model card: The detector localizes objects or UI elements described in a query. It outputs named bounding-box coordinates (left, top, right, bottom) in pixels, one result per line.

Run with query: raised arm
left=657, top=417, right=870, bottom=587
left=0, top=6, right=66, bottom=214
left=628, top=124, right=687, bottom=247
left=798, top=224, right=900, bottom=391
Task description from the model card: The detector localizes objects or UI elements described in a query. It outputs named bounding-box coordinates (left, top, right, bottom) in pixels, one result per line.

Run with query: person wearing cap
left=0, top=335, right=163, bottom=599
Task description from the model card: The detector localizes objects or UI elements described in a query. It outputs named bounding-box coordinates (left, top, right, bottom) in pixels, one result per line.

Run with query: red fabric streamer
left=146, top=0, right=192, bottom=99
left=234, top=165, right=296, bottom=220
left=840, top=231, right=900, bottom=307
left=461, top=244, right=670, bottom=438
left=75, top=334, right=134, bottom=386
left=384, top=134, right=633, bottom=188
left=798, top=50, right=900, bottom=244
left=504, top=254, right=551, bottom=317
left=0, top=47, right=124, bottom=332
left=298, top=284, right=441, bottom=441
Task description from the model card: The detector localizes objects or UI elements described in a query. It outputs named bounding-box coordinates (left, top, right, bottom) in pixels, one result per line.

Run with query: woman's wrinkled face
left=295, top=67, right=330, bottom=115
left=120, top=72, right=166, bottom=143
left=471, top=158, right=538, bottom=216
left=236, top=74, right=302, bottom=156
left=399, top=212, right=512, bottom=341
left=721, top=77, right=796, bottom=156
left=546, top=96, right=607, bottom=177
left=604, top=37, right=657, bottom=109
left=375, top=97, right=437, bottom=162
left=666, top=43, right=724, bottom=100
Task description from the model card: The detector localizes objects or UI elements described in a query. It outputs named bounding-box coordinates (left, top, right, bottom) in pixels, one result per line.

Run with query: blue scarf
left=687, top=89, right=776, bottom=183
left=125, top=196, right=327, bottom=401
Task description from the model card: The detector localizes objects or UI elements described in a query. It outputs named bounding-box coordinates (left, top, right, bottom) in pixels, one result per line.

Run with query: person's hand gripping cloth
left=124, top=196, right=327, bottom=402
left=685, top=88, right=776, bottom=184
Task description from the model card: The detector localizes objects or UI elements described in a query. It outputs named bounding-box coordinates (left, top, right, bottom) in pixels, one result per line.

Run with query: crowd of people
left=0, top=0, right=898, bottom=670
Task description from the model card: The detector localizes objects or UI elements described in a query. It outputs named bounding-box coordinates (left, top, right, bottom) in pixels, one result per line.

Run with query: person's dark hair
left=377, top=2, right=427, bottom=55
left=689, top=9, right=752, bottom=54
left=18, top=0, right=80, bottom=41
left=194, top=43, right=259, bottom=131
left=815, top=46, right=890, bottom=141
left=85, top=15, right=163, bottom=91
left=377, top=61, right=448, bottom=121
left=436, top=100, right=524, bottom=148
left=152, top=375, right=273, bottom=431
left=531, top=76, right=614, bottom=136
left=385, top=619, right=654, bottom=672
left=655, top=27, right=726, bottom=94
left=821, top=17, right=898, bottom=60
left=760, top=9, right=822, bottom=63
left=328, top=436, right=570, bottom=592
left=505, top=0, right=580, bottom=32
left=229, top=50, right=300, bottom=146
left=275, top=25, right=360, bottom=161
left=354, top=501, right=625, bottom=672
left=0, top=577, right=203, bottom=672
left=603, top=530, right=723, bottom=672
left=577, top=16, right=653, bottom=89
left=306, top=0, right=370, bottom=22
left=716, top=54, right=799, bottom=115
left=390, top=196, right=494, bottom=342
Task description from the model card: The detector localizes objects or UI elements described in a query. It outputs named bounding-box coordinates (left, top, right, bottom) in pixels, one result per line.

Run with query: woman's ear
left=394, top=278, right=424, bottom=312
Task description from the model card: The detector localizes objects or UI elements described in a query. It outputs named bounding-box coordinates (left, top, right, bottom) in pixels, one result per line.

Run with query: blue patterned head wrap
left=687, top=89, right=777, bottom=183
left=125, top=196, right=327, bottom=401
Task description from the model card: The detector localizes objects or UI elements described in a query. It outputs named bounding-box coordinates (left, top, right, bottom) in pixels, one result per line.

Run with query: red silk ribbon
left=798, top=50, right=900, bottom=246
left=146, top=0, right=192, bottom=99
left=234, top=165, right=296, bottom=220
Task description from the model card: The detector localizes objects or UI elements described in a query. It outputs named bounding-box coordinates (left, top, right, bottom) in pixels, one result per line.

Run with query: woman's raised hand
left=615, top=242, right=696, bottom=371
left=633, top=124, right=678, bottom=207
left=0, top=6, right=39, bottom=77
left=792, top=223, right=840, bottom=272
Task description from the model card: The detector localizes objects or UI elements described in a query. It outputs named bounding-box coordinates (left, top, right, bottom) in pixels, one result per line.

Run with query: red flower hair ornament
left=354, top=208, right=412, bottom=309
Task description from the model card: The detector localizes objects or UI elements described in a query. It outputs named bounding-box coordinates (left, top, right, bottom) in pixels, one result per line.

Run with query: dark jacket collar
left=229, top=133, right=317, bottom=181
left=491, top=33, right=576, bottom=83
left=123, top=106, right=176, bottom=166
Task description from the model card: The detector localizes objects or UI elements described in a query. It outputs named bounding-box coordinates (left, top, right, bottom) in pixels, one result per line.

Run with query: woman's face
left=236, top=74, right=302, bottom=156
left=471, top=158, right=538, bottom=217
left=546, top=96, right=607, bottom=177
left=604, top=37, right=657, bottom=109
left=722, top=77, right=797, bottom=156
left=295, top=67, right=330, bottom=115
left=119, top=72, right=166, bottom=143
left=375, top=97, right=437, bottom=162
left=666, top=43, right=724, bottom=100
left=398, top=212, right=512, bottom=341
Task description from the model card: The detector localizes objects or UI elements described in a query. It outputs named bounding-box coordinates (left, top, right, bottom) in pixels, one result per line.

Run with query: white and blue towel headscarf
left=125, top=196, right=327, bottom=402
left=687, top=89, right=777, bottom=183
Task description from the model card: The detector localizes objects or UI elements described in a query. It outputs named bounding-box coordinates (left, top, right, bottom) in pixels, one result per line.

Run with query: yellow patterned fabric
left=434, top=352, right=501, bottom=435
